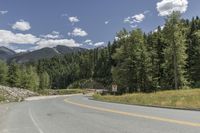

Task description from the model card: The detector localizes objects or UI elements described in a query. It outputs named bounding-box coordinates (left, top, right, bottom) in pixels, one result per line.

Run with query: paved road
left=0, top=95, right=200, bottom=133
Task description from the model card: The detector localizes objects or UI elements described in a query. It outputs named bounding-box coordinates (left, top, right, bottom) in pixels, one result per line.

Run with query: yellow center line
left=64, top=98, right=200, bottom=127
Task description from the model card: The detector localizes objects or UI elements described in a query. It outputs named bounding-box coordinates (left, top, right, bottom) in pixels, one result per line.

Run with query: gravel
left=0, top=85, right=38, bottom=103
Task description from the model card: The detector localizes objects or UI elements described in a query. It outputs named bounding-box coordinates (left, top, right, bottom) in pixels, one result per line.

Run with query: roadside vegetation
left=93, top=89, right=200, bottom=109
left=38, top=89, right=84, bottom=95
left=67, top=79, right=105, bottom=89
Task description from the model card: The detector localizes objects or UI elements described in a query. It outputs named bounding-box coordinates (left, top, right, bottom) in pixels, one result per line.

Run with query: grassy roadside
left=38, top=89, right=84, bottom=95
left=93, top=89, right=200, bottom=110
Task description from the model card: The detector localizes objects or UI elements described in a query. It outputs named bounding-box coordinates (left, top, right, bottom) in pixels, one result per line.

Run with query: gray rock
left=0, top=85, right=38, bottom=103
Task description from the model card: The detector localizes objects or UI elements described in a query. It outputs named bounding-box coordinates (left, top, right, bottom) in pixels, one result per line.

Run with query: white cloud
left=52, top=31, right=59, bottom=35
left=124, top=13, right=145, bottom=24
left=0, top=30, right=39, bottom=46
left=0, top=10, right=8, bottom=15
left=124, top=13, right=145, bottom=28
left=84, top=39, right=93, bottom=45
left=0, top=29, right=81, bottom=51
left=41, top=31, right=62, bottom=39
left=132, top=14, right=145, bottom=23
left=68, top=28, right=88, bottom=37
left=12, top=20, right=31, bottom=31
left=15, top=49, right=28, bottom=53
left=68, top=16, right=80, bottom=24
left=105, top=20, right=110, bottom=25
left=157, top=0, right=188, bottom=16
left=83, top=39, right=105, bottom=47
left=94, top=42, right=105, bottom=47
left=36, top=39, right=80, bottom=49
left=130, top=25, right=138, bottom=28
left=124, top=17, right=132, bottom=24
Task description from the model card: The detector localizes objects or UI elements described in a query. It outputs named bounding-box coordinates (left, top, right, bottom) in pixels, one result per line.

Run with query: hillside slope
left=0, top=46, right=16, bottom=61
left=0, top=45, right=87, bottom=63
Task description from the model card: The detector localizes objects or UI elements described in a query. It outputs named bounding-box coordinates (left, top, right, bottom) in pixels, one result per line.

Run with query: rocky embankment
left=0, top=85, right=38, bottom=103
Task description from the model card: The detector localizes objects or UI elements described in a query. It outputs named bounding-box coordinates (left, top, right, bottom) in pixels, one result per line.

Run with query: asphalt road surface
left=0, top=95, right=200, bottom=133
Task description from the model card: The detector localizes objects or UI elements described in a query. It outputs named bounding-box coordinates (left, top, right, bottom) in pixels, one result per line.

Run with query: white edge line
left=29, top=109, right=44, bottom=133
left=25, top=94, right=82, bottom=101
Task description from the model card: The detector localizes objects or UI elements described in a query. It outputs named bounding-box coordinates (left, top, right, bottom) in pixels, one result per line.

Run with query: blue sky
left=0, top=0, right=199, bottom=52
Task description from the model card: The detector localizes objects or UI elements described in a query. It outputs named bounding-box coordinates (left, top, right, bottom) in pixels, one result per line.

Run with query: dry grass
left=38, top=89, right=84, bottom=95
left=93, top=89, right=200, bottom=109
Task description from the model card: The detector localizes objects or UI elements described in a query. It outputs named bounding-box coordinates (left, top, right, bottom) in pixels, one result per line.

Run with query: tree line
left=1, top=12, right=200, bottom=93
left=0, top=61, right=50, bottom=91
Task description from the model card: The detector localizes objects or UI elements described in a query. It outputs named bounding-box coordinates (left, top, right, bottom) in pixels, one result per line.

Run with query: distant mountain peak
left=0, top=46, right=16, bottom=61
left=0, top=45, right=87, bottom=63
left=0, top=46, right=16, bottom=54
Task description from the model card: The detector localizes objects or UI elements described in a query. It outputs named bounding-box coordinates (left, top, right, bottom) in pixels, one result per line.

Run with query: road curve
left=0, top=95, right=200, bottom=133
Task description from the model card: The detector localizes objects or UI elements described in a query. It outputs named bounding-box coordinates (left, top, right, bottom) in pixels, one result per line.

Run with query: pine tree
left=147, top=26, right=166, bottom=90
left=185, top=17, right=200, bottom=87
left=188, top=30, right=200, bottom=87
left=0, top=60, right=8, bottom=85
left=20, top=66, right=39, bottom=91
left=7, top=62, right=21, bottom=87
left=93, top=46, right=112, bottom=86
left=111, top=29, right=131, bottom=92
left=39, top=71, right=50, bottom=90
left=163, top=12, right=188, bottom=89
left=112, top=29, right=152, bottom=92
left=27, top=66, right=40, bottom=91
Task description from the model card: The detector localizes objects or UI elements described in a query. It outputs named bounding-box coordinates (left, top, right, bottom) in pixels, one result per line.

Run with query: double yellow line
left=64, top=98, right=200, bottom=127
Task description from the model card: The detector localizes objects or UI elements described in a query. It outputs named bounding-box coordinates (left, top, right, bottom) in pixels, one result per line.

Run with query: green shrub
left=67, top=79, right=105, bottom=89
left=38, top=89, right=84, bottom=95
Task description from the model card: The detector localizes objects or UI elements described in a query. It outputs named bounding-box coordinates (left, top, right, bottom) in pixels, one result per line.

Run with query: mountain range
left=0, top=45, right=87, bottom=63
